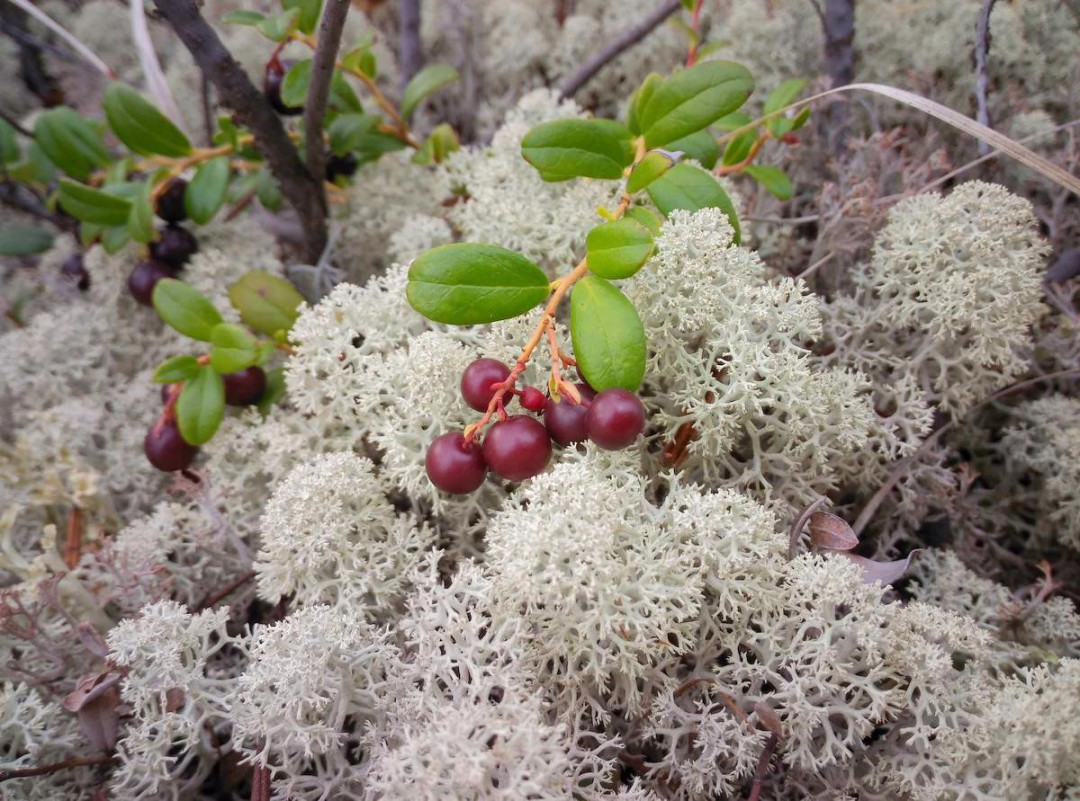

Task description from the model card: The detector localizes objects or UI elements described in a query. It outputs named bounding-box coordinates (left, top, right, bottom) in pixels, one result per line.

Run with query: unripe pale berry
left=519, top=386, right=546, bottom=413
left=544, top=383, right=596, bottom=446
left=223, top=366, right=266, bottom=406
left=461, top=358, right=510, bottom=412
left=586, top=388, right=645, bottom=450
left=482, top=415, right=551, bottom=481
left=144, top=420, right=198, bottom=472
left=426, top=432, right=487, bottom=494
left=128, top=259, right=175, bottom=306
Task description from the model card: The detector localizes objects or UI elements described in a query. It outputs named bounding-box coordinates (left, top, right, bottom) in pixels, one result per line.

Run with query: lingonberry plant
left=410, top=59, right=809, bottom=493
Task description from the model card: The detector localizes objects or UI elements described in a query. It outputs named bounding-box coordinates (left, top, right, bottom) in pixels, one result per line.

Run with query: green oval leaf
left=744, top=164, right=793, bottom=200
left=255, top=7, right=299, bottom=41
left=328, top=112, right=379, bottom=155
left=177, top=365, right=225, bottom=445
left=400, top=64, right=459, bottom=121
left=0, top=225, right=54, bottom=255
left=57, top=180, right=132, bottom=226
left=0, top=119, right=19, bottom=163
left=152, top=354, right=201, bottom=383
left=627, top=72, right=662, bottom=135
left=221, top=9, right=265, bottom=25
left=127, top=180, right=155, bottom=243
left=33, top=109, right=109, bottom=180
left=763, top=78, right=807, bottom=115
left=646, top=163, right=741, bottom=244
left=626, top=150, right=676, bottom=194
left=184, top=156, right=230, bottom=224
left=152, top=278, right=224, bottom=341
left=406, top=243, right=549, bottom=325
left=103, top=83, right=192, bottom=158
left=101, top=224, right=130, bottom=254
left=569, top=275, right=646, bottom=392
left=586, top=219, right=655, bottom=280
left=623, top=206, right=663, bottom=236
left=666, top=129, right=718, bottom=170
left=521, top=119, right=630, bottom=182
left=640, top=61, right=754, bottom=149
left=281, top=59, right=312, bottom=108
left=284, top=0, right=322, bottom=35
left=209, top=322, right=259, bottom=373
left=227, top=270, right=304, bottom=338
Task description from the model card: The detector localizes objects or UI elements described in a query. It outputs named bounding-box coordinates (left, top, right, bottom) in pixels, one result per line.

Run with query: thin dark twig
left=303, top=0, right=350, bottom=188
left=0, top=108, right=32, bottom=138
left=398, top=0, right=423, bottom=88
left=973, top=0, right=997, bottom=156
left=151, top=0, right=327, bottom=263
left=0, top=754, right=115, bottom=783
left=198, top=570, right=256, bottom=610
left=746, top=733, right=779, bottom=801
left=0, top=181, right=78, bottom=233
left=558, top=0, right=681, bottom=99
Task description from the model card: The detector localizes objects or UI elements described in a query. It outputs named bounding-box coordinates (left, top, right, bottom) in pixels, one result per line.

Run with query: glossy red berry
left=482, top=415, right=551, bottom=481
left=544, top=383, right=596, bottom=446
left=128, top=259, right=175, bottom=306
left=155, top=178, right=188, bottom=223
left=265, top=60, right=302, bottom=116
left=426, top=432, right=487, bottom=494
left=60, top=253, right=89, bottom=291
left=223, top=366, right=266, bottom=406
left=150, top=225, right=198, bottom=269
left=519, top=386, right=546, bottom=413
left=586, top=388, right=645, bottom=450
left=144, top=420, right=198, bottom=472
left=461, top=358, right=511, bottom=412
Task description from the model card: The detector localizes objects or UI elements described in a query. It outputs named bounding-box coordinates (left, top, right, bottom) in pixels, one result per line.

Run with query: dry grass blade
left=130, top=0, right=188, bottom=131
left=716, top=82, right=1080, bottom=197
left=6, top=0, right=115, bottom=79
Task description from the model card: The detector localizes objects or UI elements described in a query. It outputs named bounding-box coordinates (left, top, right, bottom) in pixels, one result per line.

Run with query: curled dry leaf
left=63, top=670, right=123, bottom=751
left=808, top=512, right=859, bottom=552
left=836, top=549, right=922, bottom=586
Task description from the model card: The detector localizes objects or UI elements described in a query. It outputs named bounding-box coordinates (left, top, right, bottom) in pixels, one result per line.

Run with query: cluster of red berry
left=426, top=358, right=645, bottom=494
left=128, top=178, right=199, bottom=306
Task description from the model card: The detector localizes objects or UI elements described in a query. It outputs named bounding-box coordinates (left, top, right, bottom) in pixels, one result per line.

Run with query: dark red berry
left=223, top=366, right=266, bottom=406
left=482, top=415, right=551, bottom=481
left=60, top=253, right=89, bottom=291
left=519, top=386, right=546, bottom=413
left=144, top=420, right=198, bottom=472
left=586, top=388, right=645, bottom=450
left=544, top=383, right=596, bottom=446
left=128, top=259, right=175, bottom=306
left=325, top=152, right=357, bottom=182
left=461, top=358, right=511, bottom=412
left=426, top=432, right=487, bottom=494
left=156, top=178, right=188, bottom=223
left=150, top=225, right=198, bottom=269
left=265, top=60, right=302, bottom=116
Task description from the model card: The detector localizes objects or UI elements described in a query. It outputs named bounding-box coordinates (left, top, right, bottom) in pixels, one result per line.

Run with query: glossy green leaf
left=103, top=83, right=192, bottom=158
left=256, top=366, right=287, bottom=415
left=744, top=164, right=793, bottom=200
left=0, top=119, right=18, bottom=163
left=255, top=7, right=299, bottom=41
left=255, top=340, right=276, bottom=366
left=521, top=119, right=630, bottom=182
left=127, top=180, right=155, bottom=243
left=586, top=219, right=655, bottom=279
left=646, top=163, right=741, bottom=244
left=722, top=129, right=757, bottom=166
left=56, top=180, right=132, bottom=226
left=640, top=61, right=753, bottom=148
left=209, top=322, right=259, bottom=373
left=627, top=72, right=663, bottom=135
left=328, top=112, right=379, bottom=155
left=184, top=156, right=230, bottom=224
left=33, top=108, right=109, bottom=180
left=281, top=59, right=312, bottom=108
left=79, top=222, right=101, bottom=247
left=569, top=274, right=646, bottom=392
left=221, top=9, right=265, bottom=25
left=0, top=225, right=54, bottom=255
left=666, top=129, right=718, bottom=169
left=228, top=270, right=304, bottom=338
left=342, top=45, right=376, bottom=78
left=152, top=354, right=201, bottom=383
left=100, top=224, right=130, bottom=254
left=177, top=365, right=225, bottom=445
left=152, top=278, right=224, bottom=342
left=400, top=64, right=459, bottom=121
left=763, top=78, right=807, bottom=115
left=626, top=150, right=676, bottom=194
left=411, top=123, right=459, bottom=165
left=351, top=130, right=407, bottom=165
left=623, top=206, right=663, bottom=236
left=406, top=243, right=549, bottom=325
left=283, top=0, right=322, bottom=34
left=255, top=168, right=282, bottom=211
left=329, top=70, right=363, bottom=113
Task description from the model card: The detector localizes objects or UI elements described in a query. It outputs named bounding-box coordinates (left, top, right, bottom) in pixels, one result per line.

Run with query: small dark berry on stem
left=223, top=366, right=266, bottom=406
left=128, top=259, right=175, bottom=306
left=156, top=178, right=188, bottom=223
left=145, top=420, right=198, bottom=472
left=60, top=254, right=90, bottom=291
left=426, top=432, right=487, bottom=494
left=461, top=358, right=511, bottom=412
left=519, top=386, right=546, bottom=413
left=586, top=388, right=645, bottom=450
left=325, top=152, right=358, bottom=182
left=482, top=415, right=551, bottom=481
left=150, top=225, right=198, bottom=269
left=264, top=59, right=302, bottom=116
left=545, top=383, right=596, bottom=446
